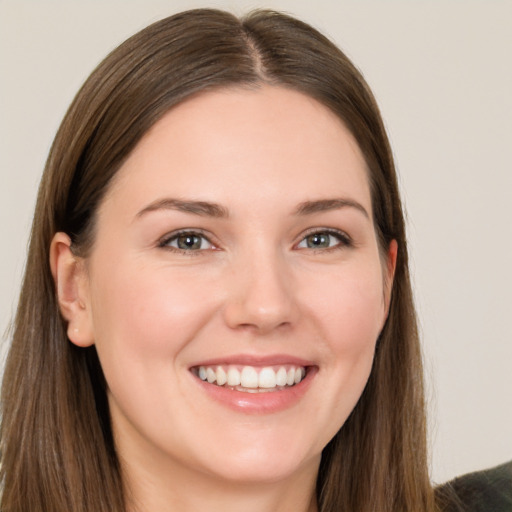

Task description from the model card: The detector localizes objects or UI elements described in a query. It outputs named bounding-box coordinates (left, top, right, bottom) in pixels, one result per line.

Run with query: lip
left=189, top=354, right=315, bottom=368
left=188, top=354, right=318, bottom=414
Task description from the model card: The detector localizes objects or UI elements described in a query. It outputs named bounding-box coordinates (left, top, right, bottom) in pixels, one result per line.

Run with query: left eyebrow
left=294, top=198, right=370, bottom=219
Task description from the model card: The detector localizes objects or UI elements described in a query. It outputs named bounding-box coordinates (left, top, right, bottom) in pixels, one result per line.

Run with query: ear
left=50, top=232, right=95, bottom=347
left=383, top=239, right=398, bottom=317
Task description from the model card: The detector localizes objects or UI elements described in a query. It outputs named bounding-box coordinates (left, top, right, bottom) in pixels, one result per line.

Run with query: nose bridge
left=223, top=241, right=297, bottom=333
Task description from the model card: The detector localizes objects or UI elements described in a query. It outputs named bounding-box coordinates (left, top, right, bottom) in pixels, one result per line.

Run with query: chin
left=190, top=428, right=322, bottom=485
left=205, top=452, right=319, bottom=486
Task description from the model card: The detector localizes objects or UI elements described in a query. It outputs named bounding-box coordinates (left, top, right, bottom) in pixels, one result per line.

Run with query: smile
left=192, top=364, right=307, bottom=392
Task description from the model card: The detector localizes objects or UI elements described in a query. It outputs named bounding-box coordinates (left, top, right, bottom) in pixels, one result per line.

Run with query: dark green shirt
left=436, top=460, right=512, bottom=512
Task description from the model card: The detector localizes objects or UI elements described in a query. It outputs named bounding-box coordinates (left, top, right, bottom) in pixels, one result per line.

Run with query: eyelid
left=158, top=229, right=218, bottom=252
left=156, top=227, right=352, bottom=254
left=294, top=227, right=353, bottom=250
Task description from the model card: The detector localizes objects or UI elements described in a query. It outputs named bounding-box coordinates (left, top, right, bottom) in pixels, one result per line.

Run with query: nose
left=223, top=249, right=298, bottom=335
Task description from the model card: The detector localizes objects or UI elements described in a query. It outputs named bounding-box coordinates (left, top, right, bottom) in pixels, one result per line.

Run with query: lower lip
left=191, top=367, right=317, bottom=414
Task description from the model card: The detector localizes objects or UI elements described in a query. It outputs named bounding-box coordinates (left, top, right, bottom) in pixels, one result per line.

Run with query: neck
left=122, top=451, right=319, bottom=512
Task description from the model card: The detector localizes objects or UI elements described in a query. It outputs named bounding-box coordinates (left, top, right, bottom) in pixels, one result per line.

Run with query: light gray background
left=1, top=0, right=511, bottom=484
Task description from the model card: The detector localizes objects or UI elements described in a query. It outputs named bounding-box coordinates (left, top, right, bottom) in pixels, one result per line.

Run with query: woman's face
left=71, top=86, right=395, bottom=486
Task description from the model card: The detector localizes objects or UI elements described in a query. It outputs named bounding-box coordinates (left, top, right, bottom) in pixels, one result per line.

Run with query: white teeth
left=276, top=367, right=287, bottom=386
left=216, top=366, right=227, bottom=386
left=196, top=364, right=307, bottom=390
left=240, top=366, right=259, bottom=388
left=258, top=367, right=277, bottom=388
left=227, top=367, right=241, bottom=386
left=206, top=367, right=216, bottom=383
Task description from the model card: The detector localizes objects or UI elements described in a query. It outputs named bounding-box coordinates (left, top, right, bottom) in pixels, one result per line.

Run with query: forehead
left=105, top=85, right=372, bottom=217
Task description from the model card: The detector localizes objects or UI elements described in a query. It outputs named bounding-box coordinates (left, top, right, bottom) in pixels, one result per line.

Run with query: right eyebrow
left=135, top=198, right=230, bottom=219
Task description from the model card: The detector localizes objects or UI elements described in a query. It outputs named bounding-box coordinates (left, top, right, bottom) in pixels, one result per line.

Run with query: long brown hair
left=1, top=9, right=436, bottom=512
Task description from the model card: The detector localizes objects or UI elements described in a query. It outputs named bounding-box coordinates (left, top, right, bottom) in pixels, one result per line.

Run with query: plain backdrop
left=1, top=0, right=511, bottom=484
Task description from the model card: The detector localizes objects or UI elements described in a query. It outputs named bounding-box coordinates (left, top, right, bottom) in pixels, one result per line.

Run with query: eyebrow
left=136, top=197, right=369, bottom=220
left=136, top=198, right=229, bottom=219
left=294, top=198, right=369, bottom=219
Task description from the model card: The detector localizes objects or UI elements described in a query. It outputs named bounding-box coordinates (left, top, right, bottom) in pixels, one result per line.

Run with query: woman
left=0, top=8, right=501, bottom=512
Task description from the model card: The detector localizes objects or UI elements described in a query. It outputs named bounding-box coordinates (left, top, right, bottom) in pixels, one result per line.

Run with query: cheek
left=85, top=259, right=228, bottom=450
left=87, top=260, right=220, bottom=389
left=303, top=263, right=385, bottom=430
left=330, top=273, right=384, bottom=376
left=309, top=262, right=386, bottom=350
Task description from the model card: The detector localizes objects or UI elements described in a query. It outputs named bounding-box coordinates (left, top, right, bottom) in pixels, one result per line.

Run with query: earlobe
left=50, top=232, right=95, bottom=347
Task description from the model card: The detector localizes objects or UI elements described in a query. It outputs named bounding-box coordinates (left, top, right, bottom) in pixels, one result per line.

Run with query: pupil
left=308, top=233, right=329, bottom=248
left=177, top=234, right=201, bottom=250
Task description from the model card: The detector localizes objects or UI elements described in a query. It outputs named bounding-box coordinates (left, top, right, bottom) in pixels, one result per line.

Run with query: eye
left=296, top=230, right=351, bottom=250
left=160, top=231, right=214, bottom=252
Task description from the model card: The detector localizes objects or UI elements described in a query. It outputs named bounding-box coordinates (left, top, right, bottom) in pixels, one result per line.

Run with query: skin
left=51, top=85, right=396, bottom=512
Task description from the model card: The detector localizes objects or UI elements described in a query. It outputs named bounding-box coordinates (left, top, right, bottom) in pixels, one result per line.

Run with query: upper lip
left=189, top=354, right=316, bottom=369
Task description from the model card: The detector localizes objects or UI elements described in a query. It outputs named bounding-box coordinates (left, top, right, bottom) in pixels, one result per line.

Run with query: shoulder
left=436, top=460, right=512, bottom=512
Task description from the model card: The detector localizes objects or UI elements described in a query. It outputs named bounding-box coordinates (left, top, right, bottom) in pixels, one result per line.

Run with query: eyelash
left=158, top=230, right=216, bottom=255
left=295, top=228, right=353, bottom=252
left=158, top=228, right=353, bottom=254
